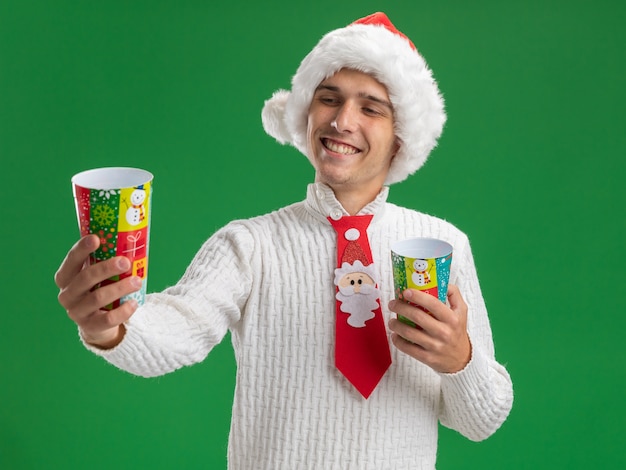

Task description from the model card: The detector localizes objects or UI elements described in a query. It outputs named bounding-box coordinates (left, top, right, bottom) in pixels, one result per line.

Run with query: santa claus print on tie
left=334, top=249, right=381, bottom=328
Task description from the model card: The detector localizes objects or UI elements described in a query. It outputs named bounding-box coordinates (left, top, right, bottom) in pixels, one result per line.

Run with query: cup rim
left=391, top=237, right=453, bottom=259
left=72, top=167, right=153, bottom=190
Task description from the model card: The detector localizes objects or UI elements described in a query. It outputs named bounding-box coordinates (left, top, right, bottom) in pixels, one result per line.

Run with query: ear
left=391, top=138, right=402, bottom=160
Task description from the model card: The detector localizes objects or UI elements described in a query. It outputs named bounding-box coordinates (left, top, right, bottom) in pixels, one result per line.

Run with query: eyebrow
left=315, top=84, right=394, bottom=111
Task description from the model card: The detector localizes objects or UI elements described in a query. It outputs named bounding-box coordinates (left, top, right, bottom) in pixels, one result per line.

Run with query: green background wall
left=1, top=0, right=624, bottom=468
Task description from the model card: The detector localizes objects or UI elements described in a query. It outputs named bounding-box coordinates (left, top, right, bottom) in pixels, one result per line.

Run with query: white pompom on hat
left=261, top=12, right=446, bottom=185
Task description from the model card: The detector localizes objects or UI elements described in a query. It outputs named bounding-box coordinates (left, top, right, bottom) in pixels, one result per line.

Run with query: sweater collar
left=304, top=182, right=389, bottom=224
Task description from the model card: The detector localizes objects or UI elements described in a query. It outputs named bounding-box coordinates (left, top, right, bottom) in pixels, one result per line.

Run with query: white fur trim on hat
left=262, top=13, right=446, bottom=185
left=261, top=90, right=291, bottom=145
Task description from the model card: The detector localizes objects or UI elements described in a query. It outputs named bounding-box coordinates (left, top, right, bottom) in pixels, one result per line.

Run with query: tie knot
left=328, top=214, right=373, bottom=234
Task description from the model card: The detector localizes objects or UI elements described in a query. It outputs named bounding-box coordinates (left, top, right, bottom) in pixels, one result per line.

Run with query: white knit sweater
left=86, top=183, right=513, bottom=469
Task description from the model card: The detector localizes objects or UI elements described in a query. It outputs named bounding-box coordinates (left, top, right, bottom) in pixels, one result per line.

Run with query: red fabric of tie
left=329, top=215, right=392, bottom=398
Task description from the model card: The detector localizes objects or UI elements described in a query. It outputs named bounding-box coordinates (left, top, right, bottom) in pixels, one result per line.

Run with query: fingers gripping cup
left=391, top=238, right=453, bottom=327
left=72, top=167, right=153, bottom=310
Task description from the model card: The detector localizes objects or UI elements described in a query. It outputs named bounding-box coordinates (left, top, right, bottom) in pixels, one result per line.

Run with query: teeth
left=323, top=139, right=359, bottom=155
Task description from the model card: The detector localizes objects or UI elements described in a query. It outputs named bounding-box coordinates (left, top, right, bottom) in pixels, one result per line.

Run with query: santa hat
left=262, top=12, right=446, bottom=185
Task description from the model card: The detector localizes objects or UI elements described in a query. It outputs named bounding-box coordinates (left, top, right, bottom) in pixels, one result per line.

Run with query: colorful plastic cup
left=390, top=237, right=453, bottom=327
left=72, top=167, right=153, bottom=309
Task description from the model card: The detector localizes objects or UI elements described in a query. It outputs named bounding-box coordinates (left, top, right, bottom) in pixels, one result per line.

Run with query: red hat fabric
left=352, top=12, right=416, bottom=51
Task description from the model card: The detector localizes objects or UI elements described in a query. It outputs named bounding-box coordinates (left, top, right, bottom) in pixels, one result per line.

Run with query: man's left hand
left=388, top=284, right=471, bottom=374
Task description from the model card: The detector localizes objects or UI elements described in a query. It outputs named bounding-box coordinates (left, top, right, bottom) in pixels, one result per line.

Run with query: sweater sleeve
left=437, top=235, right=514, bottom=441
left=80, top=222, right=254, bottom=377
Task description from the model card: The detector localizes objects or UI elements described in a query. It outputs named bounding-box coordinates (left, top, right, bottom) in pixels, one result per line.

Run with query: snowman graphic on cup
left=125, top=185, right=147, bottom=226
left=411, top=259, right=431, bottom=286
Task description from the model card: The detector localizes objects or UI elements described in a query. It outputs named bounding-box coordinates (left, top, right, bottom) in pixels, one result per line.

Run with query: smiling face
left=306, top=68, right=400, bottom=202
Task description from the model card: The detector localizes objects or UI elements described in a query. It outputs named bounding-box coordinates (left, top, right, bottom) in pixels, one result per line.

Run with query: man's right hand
left=54, top=234, right=142, bottom=349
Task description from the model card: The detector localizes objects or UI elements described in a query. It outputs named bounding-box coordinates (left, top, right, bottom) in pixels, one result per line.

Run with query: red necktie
left=329, top=215, right=392, bottom=398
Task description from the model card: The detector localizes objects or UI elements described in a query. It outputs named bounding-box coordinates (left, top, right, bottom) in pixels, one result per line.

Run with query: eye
left=358, top=279, right=363, bottom=285
left=350, top=280, right=355, bottom=285
left=319, top=96, right=340, bottom=106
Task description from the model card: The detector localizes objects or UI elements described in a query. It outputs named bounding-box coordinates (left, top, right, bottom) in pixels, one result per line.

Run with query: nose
left=332, top=102, right=358, bottom=133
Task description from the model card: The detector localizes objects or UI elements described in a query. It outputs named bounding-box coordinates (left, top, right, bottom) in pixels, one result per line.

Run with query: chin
left=315, top=166, right=354, bottom=186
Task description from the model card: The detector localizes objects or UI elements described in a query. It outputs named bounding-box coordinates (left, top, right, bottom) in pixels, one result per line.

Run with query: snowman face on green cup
left=130, top=189, right=146, bottom=205
left=413, top=259, right=428, bottom=272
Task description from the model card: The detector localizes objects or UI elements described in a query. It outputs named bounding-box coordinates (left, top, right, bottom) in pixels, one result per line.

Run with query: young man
left=56, top=13, right=513, bottom=469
